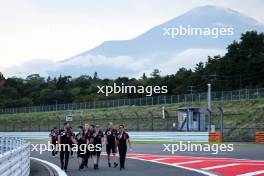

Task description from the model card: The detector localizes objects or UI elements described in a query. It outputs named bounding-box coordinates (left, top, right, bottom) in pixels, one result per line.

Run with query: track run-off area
left=30, top=142, right=264, bottom=176
left=127, top=153, right=264, bottom=176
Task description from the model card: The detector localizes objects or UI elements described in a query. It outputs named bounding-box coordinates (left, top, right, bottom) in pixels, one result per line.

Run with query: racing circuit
left=30, top=142, right=264, bottom=176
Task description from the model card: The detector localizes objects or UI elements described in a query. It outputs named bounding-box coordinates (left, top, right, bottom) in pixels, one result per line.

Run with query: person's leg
left=106, top=144, right=111, bottom=167
left=60, top=151, right=64, bottom=169
left=78, top=157, right=84, bottom=170
left=92, top=153, right=97, bottom=169
left=123, top=148, right=127, bottom=169
left=118, top=148, right=124, bottom=169
left=52, top=149, right=55, bottom=157
left=83, top=150, right=89, bottom=167
left=52, top=140, right=56, bottom=156
left=112, top=145, right=118, bottom=167
left=70, top=147, right=73, bottom=157
left=96, top=151, right=101, bottom=169
left=55, top=142, right=58, bottom=155
left=64, top=151, right=70, bottom=171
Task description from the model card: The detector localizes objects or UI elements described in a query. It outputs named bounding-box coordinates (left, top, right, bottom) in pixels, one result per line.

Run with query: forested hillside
left=0, top=31, right=263, bottom=108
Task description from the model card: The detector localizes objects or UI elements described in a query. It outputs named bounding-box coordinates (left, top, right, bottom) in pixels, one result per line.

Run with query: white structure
left=0, top=137, right=30, bottom=176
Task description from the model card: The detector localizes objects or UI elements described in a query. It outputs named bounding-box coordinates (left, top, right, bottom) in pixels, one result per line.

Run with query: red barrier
left=256, top=132, right=264, bottom=144
left=209, top=131, right=222, bottom=143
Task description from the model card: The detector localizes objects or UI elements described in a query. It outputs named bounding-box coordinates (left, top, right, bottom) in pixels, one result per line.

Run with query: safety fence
left=0, top=88, right=264, bottom=114
left=0, top=131, right=209, bottom=142
left=0, top=107, right=263, bottom=142
left=0, top=137, right=30, bottom=176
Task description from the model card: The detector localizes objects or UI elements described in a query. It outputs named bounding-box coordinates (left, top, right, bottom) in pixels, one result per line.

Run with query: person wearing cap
left=49, top=127, right=59, bottom=157
left=58, top=122, right=75, bottom=172
left=90, top=124, right=104, bottom=170
left=104, top=122, right=118, bottom=167
left=116, top=125, right=131, bottom=170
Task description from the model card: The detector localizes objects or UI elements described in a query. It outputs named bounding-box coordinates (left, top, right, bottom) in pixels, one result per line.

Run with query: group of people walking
left=49, top=122, right=131, bottom=172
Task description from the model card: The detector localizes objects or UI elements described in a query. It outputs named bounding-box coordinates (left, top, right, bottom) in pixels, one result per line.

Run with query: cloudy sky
left=0, top=0, right=263, bottom=70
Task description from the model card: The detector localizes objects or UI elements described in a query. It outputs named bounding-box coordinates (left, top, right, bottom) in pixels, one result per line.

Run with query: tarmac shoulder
left=30, top=159, right=56, bottom=176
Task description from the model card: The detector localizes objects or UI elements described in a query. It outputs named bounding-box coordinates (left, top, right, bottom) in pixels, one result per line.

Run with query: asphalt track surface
left=30, top=142, right=264, bottom=176
left=30, top=159, right=51, bottom=176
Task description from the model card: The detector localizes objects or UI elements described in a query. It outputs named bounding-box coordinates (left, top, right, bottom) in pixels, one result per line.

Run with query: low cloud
left=1, top=48, right=226, bottom=79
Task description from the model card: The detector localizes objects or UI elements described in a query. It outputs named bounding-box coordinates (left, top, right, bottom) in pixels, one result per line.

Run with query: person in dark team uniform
left=104, top=122, right=118, bottom=167
left=90, top=125, right=104, bottom=170
left=58, top=122, right=75, bottom=172
left=69, top=127, right=75, bottom=158
left=75, top=126, right=86, bottom=170
left=85, top=124, right=95, bottom=168
left=49, top=127, right=59, bottom=157
left=83, top=123, right=91, bottom=168
left=116, top=125, right=131, bottom=170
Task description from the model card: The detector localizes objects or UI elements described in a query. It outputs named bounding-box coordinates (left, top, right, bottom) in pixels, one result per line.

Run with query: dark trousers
left=52, top=140, right=57, bottom=156
left=60, top=150, right=70, bottom=170
left=118, top=146, right=127, bottom=168
left=83, top=150, right=90, bottom=166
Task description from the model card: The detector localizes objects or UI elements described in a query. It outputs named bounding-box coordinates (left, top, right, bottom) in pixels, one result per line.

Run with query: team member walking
left=104, top=122, right=118, bottom=167
left=58, top=122, right=75, bottom=172
left=49, top=127, right=59, bottom=157
left=83, top=123, right=91, bottom=168
left=116, top=125, right=131, bottom=170
left=69, top=127, right=75, bottom=158
left=75, top=126, right=86, bottom=170
left=90, top=125, right=104, bottom=170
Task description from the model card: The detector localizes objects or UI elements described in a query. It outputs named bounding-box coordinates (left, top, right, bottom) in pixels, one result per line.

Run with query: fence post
left=207, top=109, right=212, bottom=132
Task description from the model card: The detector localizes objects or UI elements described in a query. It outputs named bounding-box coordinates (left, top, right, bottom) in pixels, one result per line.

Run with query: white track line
left=126, top=156, right=218, bottom=176
left=30, top=157, right=67, bottom=176
left=173, top=160, right=203, bottom=165
left=237, top=170, right=264, bottom=176
left=202, top=163, right=239, bottom=170
left=152, top=158, right=171, bottom=161
left=128, top=153, right=264, bottom=163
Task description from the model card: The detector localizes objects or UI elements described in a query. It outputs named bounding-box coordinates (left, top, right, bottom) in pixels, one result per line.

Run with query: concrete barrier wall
left=0, top=137, right=30, bottom=176
left=0, top=132, right=209, bottom=142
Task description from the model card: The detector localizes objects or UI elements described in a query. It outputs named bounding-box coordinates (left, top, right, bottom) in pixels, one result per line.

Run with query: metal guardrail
left=0, top=131, right=209, bottom=142
left=0, top=137, right=30, bottom=176
left=0, top=88, right=264, bottom=115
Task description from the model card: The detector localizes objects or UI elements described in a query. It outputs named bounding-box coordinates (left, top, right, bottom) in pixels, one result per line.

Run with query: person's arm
left=71, top=136, right=77, bottom=144
left=58, top=135, right=61, bottom=144
left=49, top=130, right=52, bottom=137
left=127, top=133, right=132, bottom=150
left=101, top=132, right=105, bottom=146
left=115, top=138, right=119, bottom=147
left=104, top=132, right=108, bottom=145
left=101, top=137, right=105, bottom=146
left=128, top=139, right=131, bottom=147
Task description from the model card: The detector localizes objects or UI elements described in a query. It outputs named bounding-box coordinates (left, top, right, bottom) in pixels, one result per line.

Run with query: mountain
left=4, top=5, right=264, bottom=78
left=66, top=5, right=264, bottom=60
